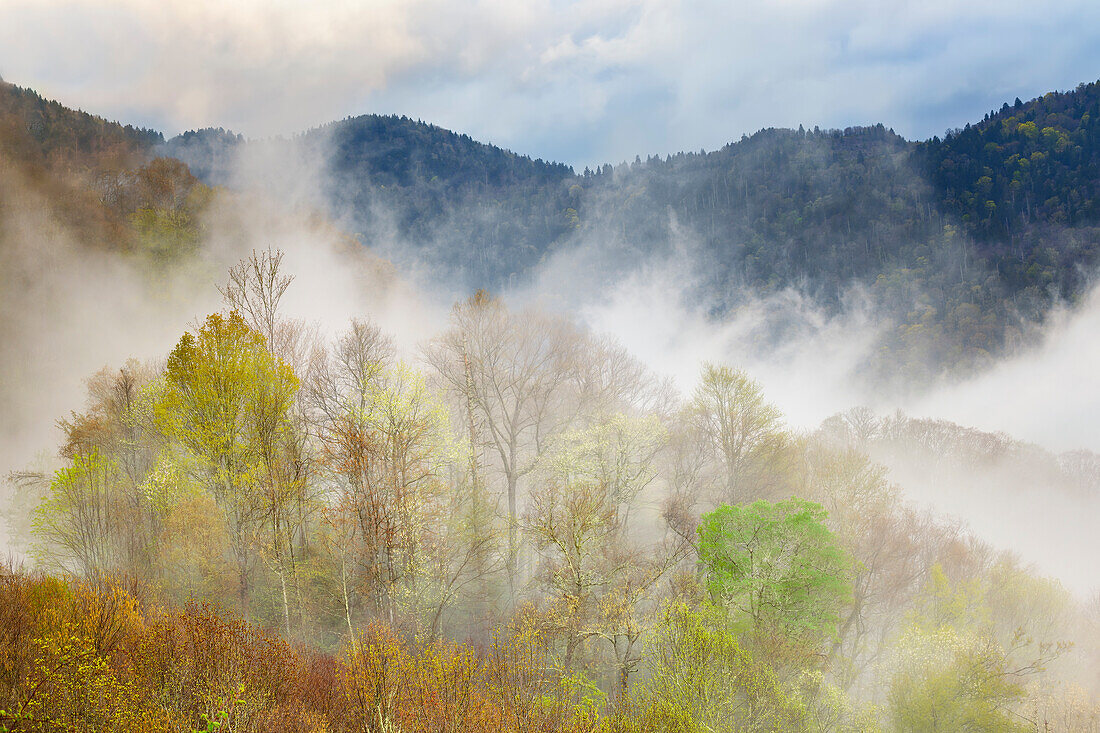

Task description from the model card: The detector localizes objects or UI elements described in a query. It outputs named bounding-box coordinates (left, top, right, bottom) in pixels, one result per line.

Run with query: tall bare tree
left=425, top=292, right=581, bottom=593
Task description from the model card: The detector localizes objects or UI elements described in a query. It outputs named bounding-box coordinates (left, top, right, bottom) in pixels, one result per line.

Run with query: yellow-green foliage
left=157, top=311, right=299, bottom=482
left=607, top=602, right=807, bottom=733
left=14, top=629, right=172, bottom=733
left=885, top=566, right=1041, bottom=733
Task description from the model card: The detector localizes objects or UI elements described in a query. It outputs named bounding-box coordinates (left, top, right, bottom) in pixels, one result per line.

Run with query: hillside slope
left=10, top=77, right=1100, bottom=383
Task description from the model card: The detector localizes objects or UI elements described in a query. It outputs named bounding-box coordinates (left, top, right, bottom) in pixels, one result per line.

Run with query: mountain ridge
left=6, top=77, right=1100, bottom=383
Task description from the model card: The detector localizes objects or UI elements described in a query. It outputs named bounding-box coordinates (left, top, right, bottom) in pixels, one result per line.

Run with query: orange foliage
left=0, top=567, right=598, bottom=733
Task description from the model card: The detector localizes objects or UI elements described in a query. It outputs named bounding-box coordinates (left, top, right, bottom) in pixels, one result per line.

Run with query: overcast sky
left=4, top=0, right=1100, bottom=168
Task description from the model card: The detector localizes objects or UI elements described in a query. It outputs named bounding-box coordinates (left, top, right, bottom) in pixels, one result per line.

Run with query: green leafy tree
left=697, top=498, right=852, bottom=666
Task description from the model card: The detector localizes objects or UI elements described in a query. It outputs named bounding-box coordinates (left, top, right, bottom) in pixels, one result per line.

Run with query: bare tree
left=690, top=363, right=795, bottom=504
left=802, top=443, right=936, bottom=692
left=425, top=292, right=581, bottom=594
left=221, top=247, right=320, bottom=633
left=220, top=249, right=292, bottom=353
left=309, top=319, right=395, bottom=625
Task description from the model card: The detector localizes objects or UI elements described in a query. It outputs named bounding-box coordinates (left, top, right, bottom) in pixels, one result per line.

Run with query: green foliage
left=609, top=601, right=807, bottom=733
left=129, top=196, right=204, bottom=261
left=3, top=215, right=1097, bottom=731
left=922, top=81, right=1100, bottom=238
left=0, top=609, right=170, bottom=733
left=190, top=685, right=246, bottom=733
left=17, top=629, right=159, bottom=732
left=697, top=499, right=852, bottom=649
left=0, top=82, right=205, bottom=258
left=282, top=105, right=1098, bottom=383
left=12, top=74, right=1100, bottom=389
left=794, top=669, right=883, bottom=733
left=885, top=566, right=1046, bottom=733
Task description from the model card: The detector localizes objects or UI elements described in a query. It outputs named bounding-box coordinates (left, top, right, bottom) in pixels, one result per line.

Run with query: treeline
left=6, top=251, right=1099, bottom=731
left=9, top=76, right=1100, bottom=385
left=158, top=80, right=1100, bottom=384
left=0, top=80, right=212, bottom=263
left=0, top=80, right=161, bottom=164
left=917, top=83, right=1100, bottom=319
left=324, top=114, right=577, bottom=286
left=922, top=82, right=1100, bottom=239
left=571, top=126, right=1010, bottom=383
left=162, top=114, right=579, bottom=286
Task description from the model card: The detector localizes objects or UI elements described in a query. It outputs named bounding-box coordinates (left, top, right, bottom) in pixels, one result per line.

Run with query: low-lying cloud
left=906, top=286, right=1100, bottom=454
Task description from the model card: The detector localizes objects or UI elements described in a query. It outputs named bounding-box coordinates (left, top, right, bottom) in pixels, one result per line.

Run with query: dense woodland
left=163, top=81, right=1100, bottom=384
left=0, top=80, right=220, bottom=457
left=0, top=81, right=209, bottom=259
left=2, top=247, right=1099, bottom=731
left=2, top=78, right=1100, bottom=731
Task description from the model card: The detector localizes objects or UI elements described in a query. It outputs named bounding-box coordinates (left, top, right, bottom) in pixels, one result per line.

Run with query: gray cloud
left=3, top=0, right=1100, bottom=167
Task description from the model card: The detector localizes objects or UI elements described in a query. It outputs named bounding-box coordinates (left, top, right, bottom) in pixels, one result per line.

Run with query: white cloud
left=4, top=0, right=1100, bottom=166
left=909, top=285, right=1100, bottom=454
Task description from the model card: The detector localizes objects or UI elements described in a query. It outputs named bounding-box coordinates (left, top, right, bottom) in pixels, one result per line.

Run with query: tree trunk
left=342, top=554, right=354, bottom=637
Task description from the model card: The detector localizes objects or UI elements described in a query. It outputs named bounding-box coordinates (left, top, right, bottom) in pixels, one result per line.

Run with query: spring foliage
left=9, top=251, right=1100, bottom=732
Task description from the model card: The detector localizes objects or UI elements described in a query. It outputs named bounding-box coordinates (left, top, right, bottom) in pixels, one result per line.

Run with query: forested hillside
left=163, top=114, right=576, bottom=285
left=0, top=80, right=161, bottom=162
left=3, top=77, right=1100, bottom=732
left=7, top=75, right=1100, bottom=385
left=160, top=81, right=1100, bottom=385
left=4, top=250, right=1099, bottom=732
left=923, top=83, right=1100, bottom=239
left=0, top=80, right=209, bottom=259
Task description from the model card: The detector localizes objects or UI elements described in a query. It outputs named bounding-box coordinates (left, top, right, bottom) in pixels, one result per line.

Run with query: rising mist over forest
left=1, top=63, right=1100, bottom=733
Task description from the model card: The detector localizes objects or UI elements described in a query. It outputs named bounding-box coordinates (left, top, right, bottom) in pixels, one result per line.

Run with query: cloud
left=908, top=284, right=1100, bottom=454
left=4, top=0, right=1100, bottom=166
left=510, top=210, right=1100, bottom=458
left=508, top=228, right=884, bottom=429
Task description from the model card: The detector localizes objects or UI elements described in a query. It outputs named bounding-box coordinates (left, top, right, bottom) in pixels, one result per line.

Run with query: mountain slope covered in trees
left=161, top=80, right=1100, bottom=383
left=3, top=78, right=1100, bottom=731
left=6, top=77, right=1100, bottom=383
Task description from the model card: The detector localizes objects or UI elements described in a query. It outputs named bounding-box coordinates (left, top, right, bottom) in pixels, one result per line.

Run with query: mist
left=0, top=145, right=450, bottom=557
left=910, top=284, right=1100, bottom=453
left=7, top=121, right=1100, bottom=602
left=3, top=99, right=1100, bottom=731
left=0, top=166, right=217, bottom=498
left=524, top=222, right=1100, bottom=597
left=536, top=236, right=884, bottom=426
